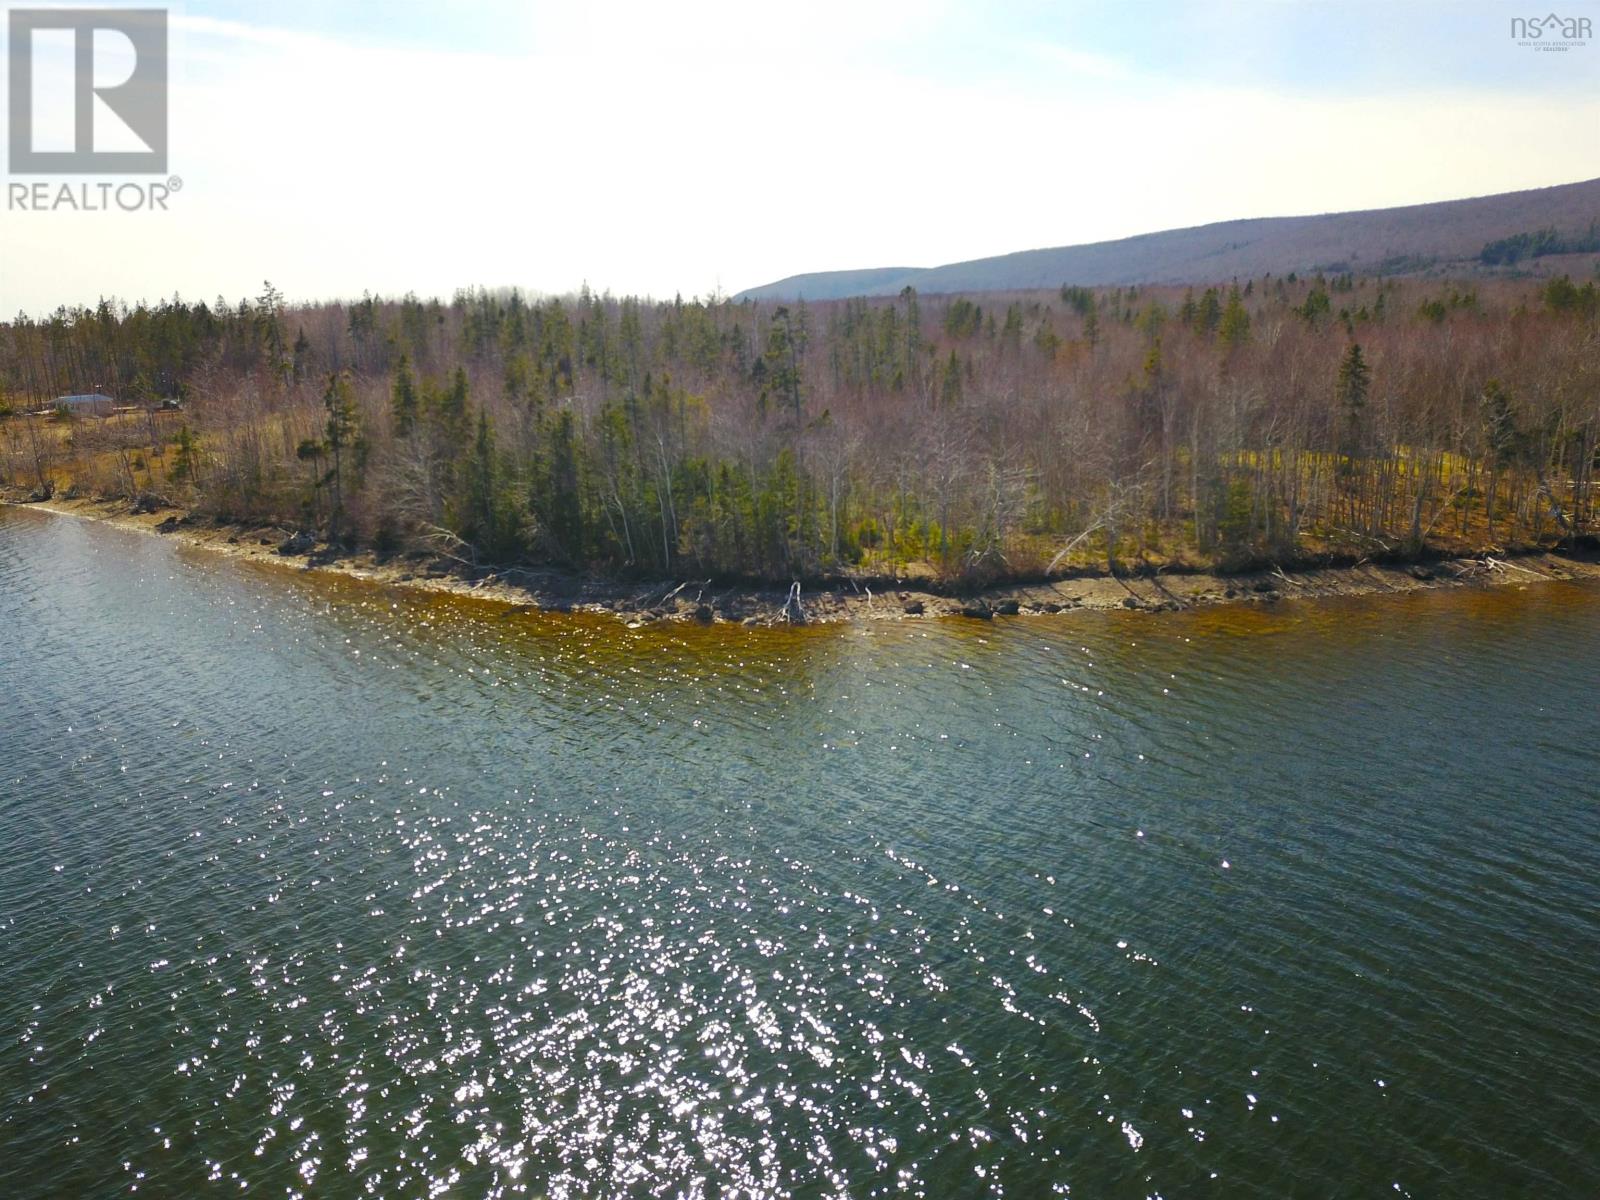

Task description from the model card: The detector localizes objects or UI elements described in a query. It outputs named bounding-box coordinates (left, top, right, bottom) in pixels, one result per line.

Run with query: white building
left=52, top=394, right=116, bottom=417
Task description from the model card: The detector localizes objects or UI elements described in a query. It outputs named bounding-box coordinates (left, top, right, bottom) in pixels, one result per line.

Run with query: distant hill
left=736, top=177, right=1600, bottom=300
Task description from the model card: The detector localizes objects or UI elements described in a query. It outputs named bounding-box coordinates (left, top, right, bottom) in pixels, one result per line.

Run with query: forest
left=2, top=271, right=1598, bottom=587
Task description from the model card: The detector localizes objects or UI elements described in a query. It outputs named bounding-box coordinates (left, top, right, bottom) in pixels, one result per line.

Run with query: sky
left=1, top=0, right=1598, bottom=315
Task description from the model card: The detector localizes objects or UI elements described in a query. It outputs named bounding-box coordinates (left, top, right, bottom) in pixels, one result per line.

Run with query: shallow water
left=1, top=505, right=1597, bottom=1199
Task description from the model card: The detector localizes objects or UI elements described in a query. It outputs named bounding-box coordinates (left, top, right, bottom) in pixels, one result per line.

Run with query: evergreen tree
left=1336, top=343, right=1370, bottom=456
left=1178, top=289, right=1198, bottom=328
left=761, top=308, right=803, bottom=423
left=1299, top=286, right=1332, bottom=325
left=323, top=372, right=358, bottom=532
left=391, top=354, right=418, bottom=437
left=171, top=424, right=200, bottom=484
left=1480, top=380, right=1519, bottom=467
left=1218, top=287, right=1250, bottom=352
left=1000, top=304, right=1024, bottom=353
left=940, top=350, right=963, bottom=406
left=543, top=407, right=584, bottom=560
left=1480, top=380, right=1520, bottom=536
left=291, top=328, right=312, bottom=380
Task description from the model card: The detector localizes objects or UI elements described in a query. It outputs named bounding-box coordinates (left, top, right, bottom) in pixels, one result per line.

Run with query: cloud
left=1012, top=39, right=1140, bottom=83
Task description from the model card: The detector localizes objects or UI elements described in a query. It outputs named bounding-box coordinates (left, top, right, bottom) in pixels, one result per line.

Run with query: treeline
left=1480, top=222, right=1600, bottom=266
left=2, top=271, right=1598, bottom=584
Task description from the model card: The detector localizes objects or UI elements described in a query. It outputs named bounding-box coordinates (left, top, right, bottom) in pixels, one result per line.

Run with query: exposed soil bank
left=9, top=493, right=1600, bottom=625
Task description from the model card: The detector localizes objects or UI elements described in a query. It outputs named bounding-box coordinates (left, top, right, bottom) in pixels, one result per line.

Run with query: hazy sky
left=2, top=0, right=1598, bottom=314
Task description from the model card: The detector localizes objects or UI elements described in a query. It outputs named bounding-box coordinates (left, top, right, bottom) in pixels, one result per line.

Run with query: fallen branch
left=1145, top=565, right=1192, bottom=608
left=1046, top=520, right=1106, bottom=575
left=1271, top=565, right=1304, bottom=590
left=479, top=564, right=548, bottom=587
left=656, top=578, right=711, bottom=607
left=1485, top=555, right=1545, bottom=578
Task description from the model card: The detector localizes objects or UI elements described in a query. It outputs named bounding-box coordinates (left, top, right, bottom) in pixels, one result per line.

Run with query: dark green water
left=1, top=506, right=1597, bottom=1199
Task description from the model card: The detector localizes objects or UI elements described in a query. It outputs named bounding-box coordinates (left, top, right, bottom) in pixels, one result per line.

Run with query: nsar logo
left=1510, top=12, right=1592, bottom=50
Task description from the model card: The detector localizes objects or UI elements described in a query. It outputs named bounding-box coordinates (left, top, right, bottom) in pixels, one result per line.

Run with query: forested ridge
left=735, top=178, right=1600, bottom=300
left=3, top=272, right=1598, bottom=587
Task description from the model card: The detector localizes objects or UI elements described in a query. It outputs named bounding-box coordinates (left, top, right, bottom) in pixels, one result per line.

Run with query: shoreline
left=8, top=493, right=1600, bottom=624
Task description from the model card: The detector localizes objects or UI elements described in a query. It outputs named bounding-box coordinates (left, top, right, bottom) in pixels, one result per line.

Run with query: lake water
left=1, top=505, right=1597, bottom=1199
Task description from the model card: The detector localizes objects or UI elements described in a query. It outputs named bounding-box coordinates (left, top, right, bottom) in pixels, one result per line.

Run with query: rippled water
left=1, top=506, right=1597, bottom=1199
